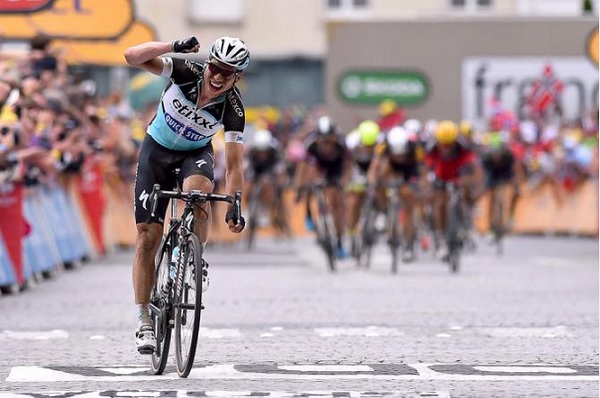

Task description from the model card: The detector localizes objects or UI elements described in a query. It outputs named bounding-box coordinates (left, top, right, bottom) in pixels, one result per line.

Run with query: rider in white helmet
left=367, top=125, right=423, bottom=262
left=124, top=35, right=250, bottom=355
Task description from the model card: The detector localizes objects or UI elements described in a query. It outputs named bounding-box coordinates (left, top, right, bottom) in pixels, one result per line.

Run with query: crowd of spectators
left=1, top=34, right=597, bottom=206
left=0, top=34, right=148, bottom=198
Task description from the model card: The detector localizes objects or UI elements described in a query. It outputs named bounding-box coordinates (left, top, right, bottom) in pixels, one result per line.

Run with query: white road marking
left=270, top=326, right=284, bottom=331
left=89, top=335, right=105, bottom=340
left=278, top=365, right=374, bottom=372
left=448, top=325, right=463, bottom=330
left=436, top=333, right=452, bottom=338
left=99, top=367, right=149, bottom=375
left=6, top=364, right=597, bottom=382
left=478, top=326, right=574, bottom=338
left=200, top=328, right=242, bottom=339
left=0, top=391, right=452, bottom=398
left=260, top=333, right=275, bottom=337
left=0, top=330, right=69, bottom=340
left=314, top=326, right=403, bottom=337
left=473, top=366, right=578, bottom=374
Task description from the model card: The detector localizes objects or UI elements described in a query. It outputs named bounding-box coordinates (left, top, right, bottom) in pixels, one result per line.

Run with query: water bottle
left=169, top=246, right=180, bottom=281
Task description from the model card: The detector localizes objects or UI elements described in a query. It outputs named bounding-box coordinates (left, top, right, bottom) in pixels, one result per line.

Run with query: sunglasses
left=207, top=62, right=236, bottom=78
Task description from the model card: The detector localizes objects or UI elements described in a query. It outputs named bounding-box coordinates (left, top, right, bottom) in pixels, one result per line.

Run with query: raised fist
left=171, top=37, right=200, bottom=53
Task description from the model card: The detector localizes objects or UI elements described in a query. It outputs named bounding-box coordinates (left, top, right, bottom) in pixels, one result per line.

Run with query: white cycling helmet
left=520, top=120, right=537, bottom=144
left=252, top=129, right=272, bottom=150
left=403, top=118, right=422, bottom=135
left=209, top=36, right=250, bottom=71
left=315, top=115, right=337, bottom=137
left=387, top=126, right=410, bottom=155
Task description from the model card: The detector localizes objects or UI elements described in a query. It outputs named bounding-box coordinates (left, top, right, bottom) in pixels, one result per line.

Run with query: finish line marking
left=0, top=391, right=451, bottom=398
left=5, top=364, right=598, bottom=382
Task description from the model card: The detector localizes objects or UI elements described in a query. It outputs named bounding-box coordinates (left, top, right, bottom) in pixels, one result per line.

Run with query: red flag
left=526, top=64, right=564, bottom=117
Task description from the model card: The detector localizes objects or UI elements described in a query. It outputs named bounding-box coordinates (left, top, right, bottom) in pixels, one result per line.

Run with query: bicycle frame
left=146, top=183, right=242, bottom=377
left=445, top=181, right=466, bottom=273
left=311, top=180, right=338, bottom=272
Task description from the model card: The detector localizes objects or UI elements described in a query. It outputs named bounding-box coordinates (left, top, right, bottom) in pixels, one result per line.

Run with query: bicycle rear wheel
left=446, top=197, right=464, bottom=274
left=492, top=192, right=504, bottom=256
left=318, top=214, right=337, bottom=272
left=174, top=233, right=204, bottom=378
left=151, top=236, right=173, bottom=375
left=358, top=202, right=375, bottom=269
left=387, top=193, right=401, bottom=274
left=245, top=184, right=262, bottom=251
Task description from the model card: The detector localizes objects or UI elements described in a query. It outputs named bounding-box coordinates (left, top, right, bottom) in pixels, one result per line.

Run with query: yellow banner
left=51, top=21, right=156, bottom=65
left=0, top=0, right=133, bottom=39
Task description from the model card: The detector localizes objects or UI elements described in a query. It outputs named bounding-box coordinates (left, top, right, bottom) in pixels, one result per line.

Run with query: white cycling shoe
left=135, top=324, right=156, bottom=355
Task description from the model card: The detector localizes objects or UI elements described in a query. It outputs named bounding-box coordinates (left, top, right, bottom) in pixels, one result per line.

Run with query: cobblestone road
left=0, top=235, right=597, bottom=397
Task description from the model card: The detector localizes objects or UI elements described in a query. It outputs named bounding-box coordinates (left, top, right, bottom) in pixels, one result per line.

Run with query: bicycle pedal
left=137, top=346, right=155, bottom=355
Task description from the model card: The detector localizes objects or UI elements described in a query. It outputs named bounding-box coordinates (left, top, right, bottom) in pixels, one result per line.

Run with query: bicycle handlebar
left=147, top=184, right=242, bottom=224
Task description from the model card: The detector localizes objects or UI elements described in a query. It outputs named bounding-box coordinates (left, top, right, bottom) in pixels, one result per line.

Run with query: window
left=449, top=0, right=493, bottom=10
left=188, top=0, right=244, bottom=24
left=326, top=0, right=369, bottom=11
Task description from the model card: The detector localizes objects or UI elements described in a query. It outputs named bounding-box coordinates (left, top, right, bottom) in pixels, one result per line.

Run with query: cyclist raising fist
left=124, top=36, right=250, bottom=354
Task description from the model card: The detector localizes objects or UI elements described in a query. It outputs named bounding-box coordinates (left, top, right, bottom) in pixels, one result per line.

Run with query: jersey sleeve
left=223, top=89, right=245, bottom=143
left=167, top=58, right=203, bottom=85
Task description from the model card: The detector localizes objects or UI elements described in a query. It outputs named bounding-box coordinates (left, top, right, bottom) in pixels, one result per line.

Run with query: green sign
left=337, top=70, right=429, bottom=105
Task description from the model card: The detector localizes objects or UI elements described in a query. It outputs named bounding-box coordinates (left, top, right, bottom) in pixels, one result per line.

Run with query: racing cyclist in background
left=345, top=120, right=381, bottom=258
left=124, top=35, right=249, bottom=354
left=295, top=115, right=351, bottom=259
left=245, top=128, right=289, bottom=234
left=368, top=125, right=423, bottom=262
left=425, top=120, right=483, bottom=260
left=481, top=132, right=520, bottom=234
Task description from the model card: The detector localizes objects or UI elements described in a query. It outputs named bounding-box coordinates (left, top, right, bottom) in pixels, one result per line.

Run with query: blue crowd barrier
left=22, top=191, right=61, bottom=274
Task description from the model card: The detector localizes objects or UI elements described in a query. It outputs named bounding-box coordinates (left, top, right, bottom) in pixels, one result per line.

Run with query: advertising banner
left=462, top=57, right=598, bottom=124
left=0, top=182, right=23, bottom=284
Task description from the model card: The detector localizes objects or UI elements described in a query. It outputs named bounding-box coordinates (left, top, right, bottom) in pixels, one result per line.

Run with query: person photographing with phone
left=124, top=36, right=249, bottom=354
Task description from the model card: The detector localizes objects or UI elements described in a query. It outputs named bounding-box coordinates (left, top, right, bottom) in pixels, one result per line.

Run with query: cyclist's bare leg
left=326, top=185, right=346, bottom=247
left=432, top=189, right=447, bottom=235
left=182, top=174, right=214, bottom=243
left=133, top=222, right=163, bottom=304
left=132, top=221, right=163, bottom=353
left=347, top=191, right=364, bottom=234
left=400, top=186, right=416, bottom=245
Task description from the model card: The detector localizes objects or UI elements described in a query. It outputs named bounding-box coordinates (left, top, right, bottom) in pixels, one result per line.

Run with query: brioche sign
left=0, top=0, right=157, bottom=65
left=587, top=26, right=598, bottom=66
left=0, top=0, right=54, bottom=13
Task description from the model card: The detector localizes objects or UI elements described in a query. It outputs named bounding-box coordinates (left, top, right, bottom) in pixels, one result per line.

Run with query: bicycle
left=385, top=178, right=406, bottom=274
left=489, top=181, right=515, bottom=256
left=246, top=175, right=291, bottom=250
left=356, top=187, right=377, bottom=269
left=147, top=181, right=242, bottom=378
left=309, top=180, right=337, bottom=272
left=245, top=176, right=264, bottom=251
left=444, top=181, right=468, bottom=274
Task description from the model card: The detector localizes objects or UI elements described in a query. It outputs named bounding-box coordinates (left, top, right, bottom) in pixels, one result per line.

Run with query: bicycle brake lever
left=233, top=190, right=242, bottom=224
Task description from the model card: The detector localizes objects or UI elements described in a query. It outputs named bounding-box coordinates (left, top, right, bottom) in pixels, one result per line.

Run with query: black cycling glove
left=225, top=210, right=246, bottom=231
left=171, top=37, right=200, bottom=53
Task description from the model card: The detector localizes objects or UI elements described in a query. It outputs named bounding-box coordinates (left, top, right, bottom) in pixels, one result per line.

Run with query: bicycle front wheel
left=151, top=236, right=174, bottom=375
left=446, top=199, right=463, bottom=274
left=492, top=192, right=504, bottom=256
left=318, top=214, right=337, bottom=272
left=245, top=184, right=262, bottom=251
left=387, top=194, right=401, bottom=274
left=174, top=233, right=204, bottom=378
